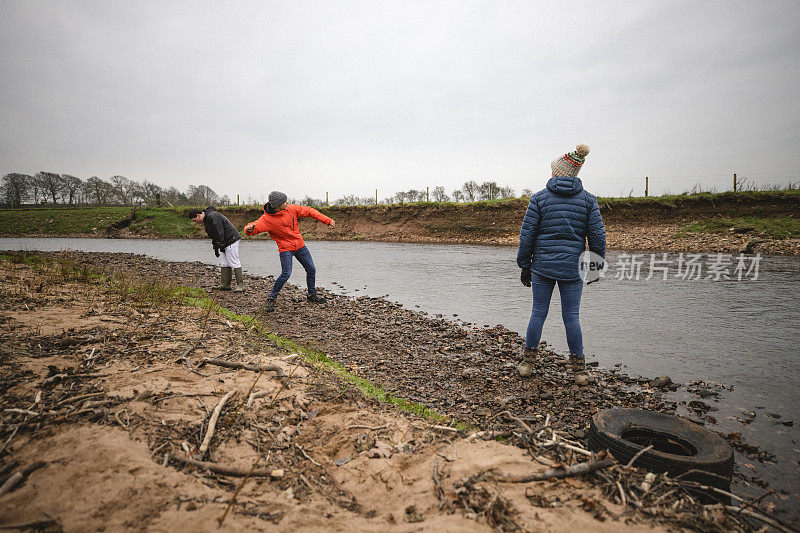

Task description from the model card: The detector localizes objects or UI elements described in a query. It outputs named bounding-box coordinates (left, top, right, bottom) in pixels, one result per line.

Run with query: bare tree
left=163, top=186, right=188, bottom=206
left=83, top=177, right=113, bottom=205
left=522, top=188, right=534, bottom=197
left=60, top=174, right=83, bottom=204
left=186, top=185, right=219, bottom=206
left=432, top=186, right=449, bottom=202
left=461, top=180, right=479, bottom=202
left=498, top=186, right=516, bottom=198
left=1, top=173, right=32, bottom=207
left=452, top=189, right=465, bottom=202
left=109, top=176, right=131, bottom=205
left=478, top=181, right=499, bottom=200
left=140, top=180, right=163, bottom=206
left=36, top=171, right=63, bottom=204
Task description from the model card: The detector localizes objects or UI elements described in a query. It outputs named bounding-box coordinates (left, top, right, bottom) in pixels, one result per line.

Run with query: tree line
left=297, top=180, right=533, bottom=207
left=2, top=172, right=533, bottom=209
left=0, top=172, right=229, bottom=208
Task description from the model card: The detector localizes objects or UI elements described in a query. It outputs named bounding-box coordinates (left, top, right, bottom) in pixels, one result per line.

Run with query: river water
left=2, top=237, right=799, bottom=505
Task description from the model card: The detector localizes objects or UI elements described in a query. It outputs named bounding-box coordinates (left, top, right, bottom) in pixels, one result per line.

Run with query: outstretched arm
left=517, top=196, right=541, bottom=269
left=292, top=205, right=333, bottom=225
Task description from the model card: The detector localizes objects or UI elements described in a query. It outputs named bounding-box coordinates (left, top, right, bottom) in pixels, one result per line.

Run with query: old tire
left=588, top=408, right=733, bottom=491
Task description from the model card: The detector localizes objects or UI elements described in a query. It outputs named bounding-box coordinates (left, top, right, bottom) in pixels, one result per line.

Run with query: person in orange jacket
left=244, top=191, right=336, bottom=312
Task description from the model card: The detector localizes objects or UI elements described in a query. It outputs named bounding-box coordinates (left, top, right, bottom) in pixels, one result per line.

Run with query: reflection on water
left=2, top=237, right=799, bottom=502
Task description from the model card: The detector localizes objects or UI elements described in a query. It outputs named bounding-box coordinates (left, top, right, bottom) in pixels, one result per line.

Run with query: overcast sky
left=1, top=0, right=799, bottom=201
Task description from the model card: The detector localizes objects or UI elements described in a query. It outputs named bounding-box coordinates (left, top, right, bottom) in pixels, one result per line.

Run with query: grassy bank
left=0, top=206, right=195, bottom=237
left=2, top=190, right=799, bottom=254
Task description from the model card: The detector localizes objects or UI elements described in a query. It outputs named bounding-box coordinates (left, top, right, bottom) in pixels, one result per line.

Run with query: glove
left=587, top=277, right=599, bottom=285
left=520, top=268, right=531, bottom=287
left=214, top=247, right=220, bottom=257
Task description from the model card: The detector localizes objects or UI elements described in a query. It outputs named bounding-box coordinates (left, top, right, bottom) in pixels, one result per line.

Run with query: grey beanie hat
left=269, top=191, right=287, bottom=206
left=266, top=191, right=288, bottom=213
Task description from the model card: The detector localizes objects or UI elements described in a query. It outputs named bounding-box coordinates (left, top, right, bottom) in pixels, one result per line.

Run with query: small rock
left=270, top=469, right=285, bottom=479
left=767, top=413, right=781, bottom=419
left=781, top=420, right=793, bottom=427
left=650, top=376, right=672, bottom=389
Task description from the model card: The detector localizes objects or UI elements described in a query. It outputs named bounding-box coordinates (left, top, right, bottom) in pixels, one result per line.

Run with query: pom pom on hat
left=551, top=142, right=590, bottom=177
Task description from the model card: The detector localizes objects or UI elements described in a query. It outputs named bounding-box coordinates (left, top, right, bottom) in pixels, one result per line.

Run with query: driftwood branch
left=199, top=358, right=286, bottom=378
left=433, top=457, right=446, bottom=510
left=198, top=390, right=235, bottom=458
left=0, top=462, right=46, bottom=497
left=626, top=444, right=654, bottom=467
left=705, top=504, right=796, bottom=533
left=494, top=458, right=616, bottom=483
left=170, top=454, right=279, bottom=478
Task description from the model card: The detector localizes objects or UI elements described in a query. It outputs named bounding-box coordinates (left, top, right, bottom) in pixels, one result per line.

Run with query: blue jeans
left=526, top=272, right=584, bottom=357
left=270, top=246, right=317, bottom=298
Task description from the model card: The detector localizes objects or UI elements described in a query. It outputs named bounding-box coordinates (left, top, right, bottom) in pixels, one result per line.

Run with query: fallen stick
left=294, top=444, right=322, bottom=467
left=4, top=408, right=41, bottom=417
left=347, top=424, right=389, bottom=431
left=430, top=425, right=461, bottom=434
left=626, top=444, right=654, bottom=468
left=52, top=392, right=104, bottom=408
left=0, top=472, right=22, bottom=498
left=494, top=458, right=616, bottom=483
left=432, top=457, right=446, bottom=510
left=0, top=462, right=46, bottom=498
left=199, top=359, right=286, bottom=378
left=198, top=390, right=236, bottom=458
left=246, top=390, right=271, bottom=408
left=704, top=504, right=797, bottom=533
left=537, top=439, right=593, bottom=457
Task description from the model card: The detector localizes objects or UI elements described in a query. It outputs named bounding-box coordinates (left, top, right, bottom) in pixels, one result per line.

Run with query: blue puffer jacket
left=516, top=176, right=606, bottom=281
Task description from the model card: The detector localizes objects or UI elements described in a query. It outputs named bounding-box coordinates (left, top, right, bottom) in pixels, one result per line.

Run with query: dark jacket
left=516, top=176, right=606, bottom=281
left=203, top=207, right=240, bottom=250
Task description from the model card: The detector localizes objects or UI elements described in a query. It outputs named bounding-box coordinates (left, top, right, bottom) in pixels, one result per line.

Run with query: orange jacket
left=245, top=204, right=332, bottom=252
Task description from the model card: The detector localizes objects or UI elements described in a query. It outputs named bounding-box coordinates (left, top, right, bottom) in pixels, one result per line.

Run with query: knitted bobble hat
left=551, top=143, right=590, bottom=177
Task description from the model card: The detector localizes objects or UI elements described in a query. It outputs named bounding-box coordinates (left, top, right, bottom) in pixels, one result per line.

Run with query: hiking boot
left=264, top=297, right=276, bottom=312
left=569, top=353, right=593, bottom=386
left=233, top=267, right=245, bottom=293
left=307, top=292, right=326, bottom=304
left=216, top=267, right=232, bottom=291
left=517, top=347, right=538, bottom=377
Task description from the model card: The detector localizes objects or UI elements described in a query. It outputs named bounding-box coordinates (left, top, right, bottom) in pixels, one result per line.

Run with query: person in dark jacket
left=516, top=143, right=606, bottom=385
left=189, top=206, right=245, bottom=292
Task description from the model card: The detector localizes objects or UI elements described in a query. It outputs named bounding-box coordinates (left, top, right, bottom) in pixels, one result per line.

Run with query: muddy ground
left=0, top=252, right=792, bottom=531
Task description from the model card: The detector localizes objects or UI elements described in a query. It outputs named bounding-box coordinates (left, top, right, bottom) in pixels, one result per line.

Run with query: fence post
left=326, top=192, right=329, bottom=206
left=375, top=189, right=378, bottom=205
left=645, top=176, right=649, bottom=197
left=236, top=194, right=239, bottom=206
left=426, top=187, right=429, bottom=202
left=733, top=173, right=737, bottom=192
left=489, top=184, right=493, bottom=201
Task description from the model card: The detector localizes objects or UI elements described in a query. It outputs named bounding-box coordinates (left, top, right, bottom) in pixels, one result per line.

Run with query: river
left=2, top=237, right=799, bottom=507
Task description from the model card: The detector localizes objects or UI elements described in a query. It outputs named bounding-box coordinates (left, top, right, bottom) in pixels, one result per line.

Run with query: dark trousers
left=270, top=246, right=316, bottom=298
left=526, top=272, right=584, bottom=357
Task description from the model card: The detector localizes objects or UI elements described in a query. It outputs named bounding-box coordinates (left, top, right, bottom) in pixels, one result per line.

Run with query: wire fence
left=234, top=172, right=800, bottom=207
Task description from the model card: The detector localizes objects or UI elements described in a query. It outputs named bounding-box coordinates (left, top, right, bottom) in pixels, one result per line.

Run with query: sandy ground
left=0, top=255, right=682, bottom=532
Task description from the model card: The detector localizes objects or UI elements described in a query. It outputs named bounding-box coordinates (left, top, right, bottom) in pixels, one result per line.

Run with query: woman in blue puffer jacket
left=516, top=143, right=606, bottom=385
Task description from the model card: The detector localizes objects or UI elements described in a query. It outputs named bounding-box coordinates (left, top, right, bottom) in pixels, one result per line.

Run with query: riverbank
left=2, top=190, right=799, bottom=255
left=0, top=251, right=793, bottom=530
